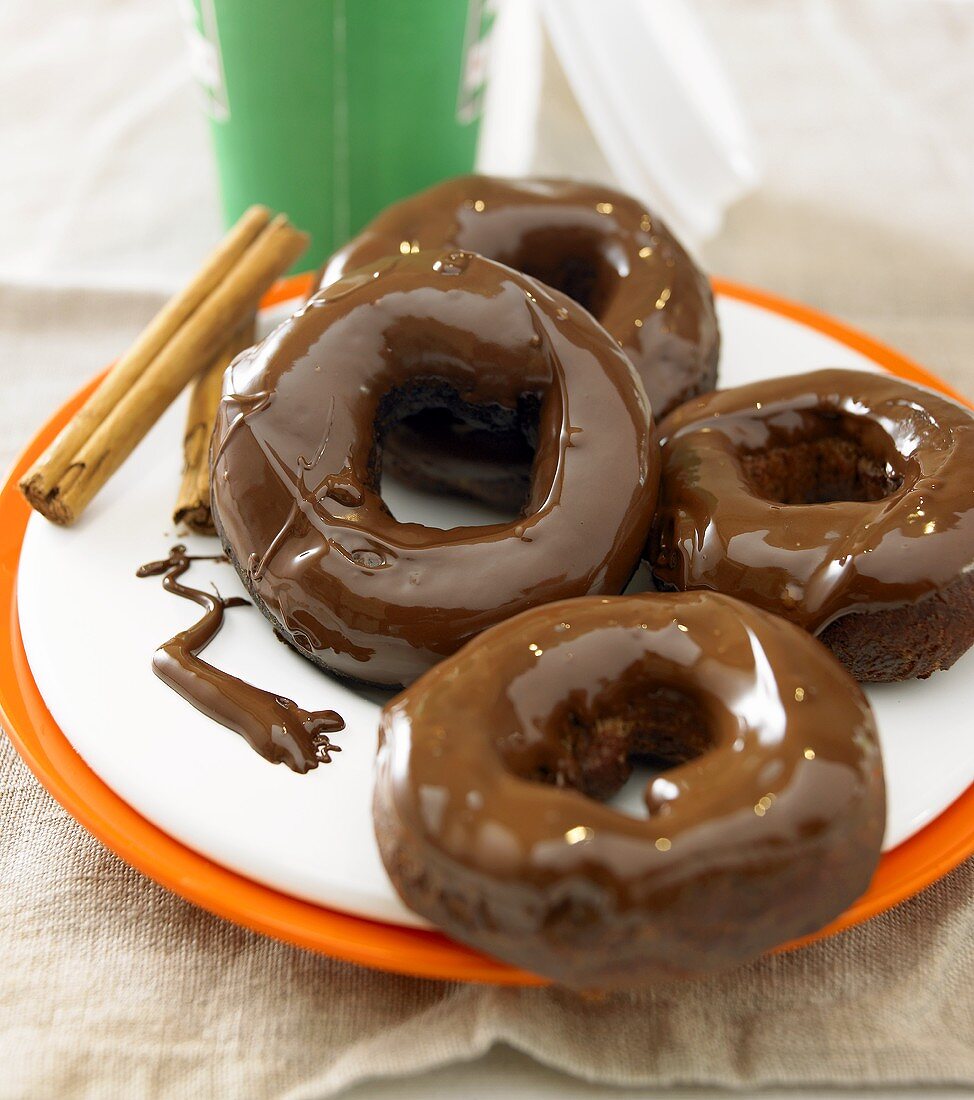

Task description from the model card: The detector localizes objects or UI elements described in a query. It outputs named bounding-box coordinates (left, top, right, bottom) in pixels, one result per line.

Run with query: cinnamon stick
left=20, top=210, right=307, bottom=525
left=21, top=206, right=269, bottom=510
left=174, top=322, right=255, bottom=534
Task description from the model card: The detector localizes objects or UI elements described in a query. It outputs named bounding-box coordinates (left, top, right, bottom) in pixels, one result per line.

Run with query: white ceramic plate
left=18, top=293, right=974, bottom=929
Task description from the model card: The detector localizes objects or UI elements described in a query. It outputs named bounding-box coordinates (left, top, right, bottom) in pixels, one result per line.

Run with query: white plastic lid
left=479, top=0, right=759, bottom=244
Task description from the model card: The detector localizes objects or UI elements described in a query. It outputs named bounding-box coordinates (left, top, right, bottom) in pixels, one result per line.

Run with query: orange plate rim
left=1, top=272, right=972, bottom=986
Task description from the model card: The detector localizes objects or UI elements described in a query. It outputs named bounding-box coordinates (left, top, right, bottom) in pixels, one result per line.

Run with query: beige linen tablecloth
left=2, top=2, right=973, bottom=1096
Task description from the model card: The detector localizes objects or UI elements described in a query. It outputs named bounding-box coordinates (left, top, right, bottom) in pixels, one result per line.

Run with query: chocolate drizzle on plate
left=137, top=545, right=344, bottom=773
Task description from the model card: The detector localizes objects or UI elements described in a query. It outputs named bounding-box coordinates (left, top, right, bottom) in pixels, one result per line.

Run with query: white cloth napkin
left=479, top=0, right=759, bottom=244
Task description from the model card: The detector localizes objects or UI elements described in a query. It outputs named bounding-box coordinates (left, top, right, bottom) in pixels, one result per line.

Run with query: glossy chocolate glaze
left=319, top=176, right=720, bottom=420
left=211, top=251, right=659, bottom=688
left=374, top=591, right=885, bottom=989
left=137, top=546, right=343, bottom=773
left=650, top=369, right=974, bottom=634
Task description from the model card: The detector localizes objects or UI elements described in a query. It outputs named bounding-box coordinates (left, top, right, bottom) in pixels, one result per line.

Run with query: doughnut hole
left=499, top=684, right=714, bottom=807
left=373, top=378, right=541, bottom=520
left=491, top=228, right=620, bottom=320
left=739, top=411, right=905, bottom=504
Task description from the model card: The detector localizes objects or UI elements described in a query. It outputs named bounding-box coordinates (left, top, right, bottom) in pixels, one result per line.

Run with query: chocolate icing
left=650, top=369, right=974, bottom=634
left=319, top=176, right=720, bottom=420
left=373, top=590, right=885, bottom=989
left=137, top=546, right=343, bottom=772
left=211, top=250, right=659, bottom=688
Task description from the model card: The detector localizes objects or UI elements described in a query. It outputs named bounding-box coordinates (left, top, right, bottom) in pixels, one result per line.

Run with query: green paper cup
left=179, top=0, right=493, bottom=270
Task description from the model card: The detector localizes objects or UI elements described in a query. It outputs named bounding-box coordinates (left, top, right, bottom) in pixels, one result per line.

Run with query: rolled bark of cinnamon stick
left=20, top=210, right=307, bottom=525
left=174, top=322, right=255, bottom=535
left=21, top=206, right=269, bottom=510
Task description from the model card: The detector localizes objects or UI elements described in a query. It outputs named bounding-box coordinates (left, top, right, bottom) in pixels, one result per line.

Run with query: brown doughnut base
left=520, top=687, right=712, bottom=802
left=739, top=433, right=900, bottom=506
left=660, top=357, right=719, bottom=420
left=374, top=800, right=880, bottom=989
left=819, top=571, right=974, bottom=682
left=650, top=570, right=974, bottom=684
left=378, top=378, right=538, bottom=513
left=381, top=420, right=532, bottom=514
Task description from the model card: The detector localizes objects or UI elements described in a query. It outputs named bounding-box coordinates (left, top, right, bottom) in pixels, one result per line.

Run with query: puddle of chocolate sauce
left=136, top=545, right=344, bottom=773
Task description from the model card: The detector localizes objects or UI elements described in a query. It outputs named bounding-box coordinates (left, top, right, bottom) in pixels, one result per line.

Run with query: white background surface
left=2, top=1, right=974, bottom=1096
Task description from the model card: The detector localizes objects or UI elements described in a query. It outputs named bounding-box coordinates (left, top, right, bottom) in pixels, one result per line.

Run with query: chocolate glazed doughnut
left=317, top=176, right=718, bottom=509
left=210, top=250, right=658, bottom=689
left=650, top=369, right=974, bottom=681
left=374, top=591, right=885, bottom=990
